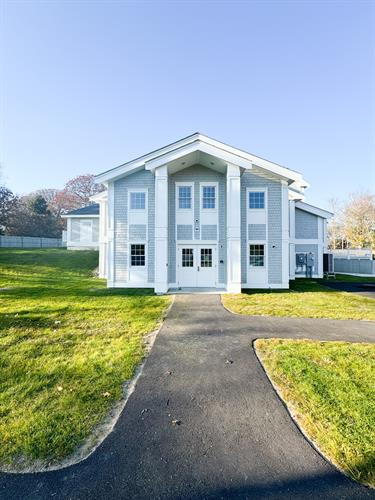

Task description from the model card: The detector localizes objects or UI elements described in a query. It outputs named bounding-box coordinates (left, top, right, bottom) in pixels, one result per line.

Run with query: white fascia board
left=295, top=201, right=333, bottom=219
left=90, top=191, right=108, bottom=202
left=145, top=140, right=252, bottom=171
left=96, top=165, right=144, bottom=183
left=95, top=134, right=201, bottom=183
left=95, top=132, right=308, bottom=186
left=61, top=214, right=100, bottom=219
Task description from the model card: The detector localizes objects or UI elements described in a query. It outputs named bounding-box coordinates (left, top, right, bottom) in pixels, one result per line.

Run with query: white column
left=226, top=164, right=241, bottom=293
left=281, top=181, right=290, bottom=287
left=98, top=199, right=108, bottom=278
left=107, top=182, right=115, bottom=286
left=318, top=217, right=324, bottom=277
left=154, top=165, right=169, bottom=294
left=289, top=199, right=295, bottom=280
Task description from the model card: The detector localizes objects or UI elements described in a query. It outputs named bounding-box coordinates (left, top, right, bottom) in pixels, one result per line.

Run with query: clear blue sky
left=1, top=0, right=373, bottom=210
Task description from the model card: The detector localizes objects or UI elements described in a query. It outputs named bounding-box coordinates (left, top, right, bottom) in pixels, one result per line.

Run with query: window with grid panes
left=182, top=248, right=194, bottom=267
left=178, top=186, right=192, bottom=209
left=130, top=192, right=146, bottom=210
left=200, top=248, right=212, bottom=267
left=249, top=244, right=265, bottom=267
left=131, top=244, right=145, bottom=266
left=202, top=186, right=216, bottom=209
left=249, top=191, right=265, bottom=209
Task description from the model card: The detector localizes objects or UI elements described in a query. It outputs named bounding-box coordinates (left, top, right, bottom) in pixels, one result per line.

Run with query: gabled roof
left=95, top=133, right=309, bottom=191
left=295, top=201, right=333, bottom=219
left=62, top=203, right=100, bottom=217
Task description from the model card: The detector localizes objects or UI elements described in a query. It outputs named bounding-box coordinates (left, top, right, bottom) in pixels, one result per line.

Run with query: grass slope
left=255, top=339, right=375, bottom=488
left=222, top=279, right=375, bottom=320
left=0, top=249, right=170, bottom=469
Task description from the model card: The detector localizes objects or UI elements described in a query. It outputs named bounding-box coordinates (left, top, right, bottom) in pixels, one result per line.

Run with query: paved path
left=1, top=295, right=375, bottom=500
left=322, top=280, right=375, bottom=299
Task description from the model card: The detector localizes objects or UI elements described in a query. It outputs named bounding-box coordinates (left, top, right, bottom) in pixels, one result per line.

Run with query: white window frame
left=129, top=189, right=147, bottom=212
left=200, top=182, right=218, bottom=212
left=248, top=242, right=267, bottom=268
left=176, top=182, right=194, bottom=211
left=248, top=189, right=267, bottom=211
left=129, top=242, right=147, bottom=268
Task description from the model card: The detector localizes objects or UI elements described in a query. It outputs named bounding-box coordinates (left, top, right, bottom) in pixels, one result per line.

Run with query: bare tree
left=342, top=192, right=375, bottom=249
left=63, top=174, right=104, bottom=206
left=327, top=198, right=346, bottom=249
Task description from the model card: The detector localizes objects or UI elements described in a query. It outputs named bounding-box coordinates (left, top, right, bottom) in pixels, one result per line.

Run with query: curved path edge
left=1, top=294, right=374, bottom=500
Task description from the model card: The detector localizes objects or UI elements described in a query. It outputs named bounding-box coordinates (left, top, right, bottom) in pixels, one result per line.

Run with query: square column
left=226, top=164, right=242, bottom=293
left=288, top=197, right=295, bottom=280
left=154, top=165, right=169, bottom=294
left=281, top=181, right=290, bottom=287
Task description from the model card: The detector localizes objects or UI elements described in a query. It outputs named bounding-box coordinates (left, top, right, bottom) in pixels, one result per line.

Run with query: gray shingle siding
left=113, top=165, right=285, bottom=288
left=129, top=224, right=147, bottom=241
left=177, top=225, right=193, bottom=240
left=113, top=170, right=155, bottom=283
left=169, top=165, right=226, bottom=285
left=201, top=225, right=218, bottom=240
left=248, top=224, right=266, bottom=240
left=295, top=209, right=319, bottom=239
left=240, top=172, right=282, bottom=284
left=295, top=244, right=319, bottom=274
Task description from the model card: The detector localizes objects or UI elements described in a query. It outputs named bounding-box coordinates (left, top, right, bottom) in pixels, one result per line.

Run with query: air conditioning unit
left=323, top=253, right=334, bottom=276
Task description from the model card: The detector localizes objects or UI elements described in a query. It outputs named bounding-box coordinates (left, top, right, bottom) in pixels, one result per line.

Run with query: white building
left=62, top=204, right=100, bottom=250
left=93, top=133, right=332, bottom=293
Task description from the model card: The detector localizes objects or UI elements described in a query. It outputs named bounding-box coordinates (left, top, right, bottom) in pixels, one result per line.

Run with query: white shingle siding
left=114, top=170, right=155, bottom=284
left=295, top=209, right=318, bottom=239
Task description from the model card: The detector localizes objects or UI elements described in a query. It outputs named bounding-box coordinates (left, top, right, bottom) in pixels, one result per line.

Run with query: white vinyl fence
left=0, top=235, right=66, bottom=248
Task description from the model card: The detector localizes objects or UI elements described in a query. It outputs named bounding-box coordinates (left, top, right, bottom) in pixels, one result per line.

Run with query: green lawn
left=255, top=339, right=375, bottom=487
left=222, top=279, right=375, bottom=321
left=0, top=249, right=171, bottom=470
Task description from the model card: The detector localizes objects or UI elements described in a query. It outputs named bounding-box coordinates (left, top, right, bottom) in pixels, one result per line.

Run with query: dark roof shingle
left=65, top=203, right=100, bottom=216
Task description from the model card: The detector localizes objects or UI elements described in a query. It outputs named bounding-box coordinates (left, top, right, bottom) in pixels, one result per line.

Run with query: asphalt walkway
left=1, top=295, right=374, bottom=499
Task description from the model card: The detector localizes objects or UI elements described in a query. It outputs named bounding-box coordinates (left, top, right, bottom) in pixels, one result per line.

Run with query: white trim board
left=295, top=201, right=333, bottom=219
left=95, top=133, right=308, bottom=189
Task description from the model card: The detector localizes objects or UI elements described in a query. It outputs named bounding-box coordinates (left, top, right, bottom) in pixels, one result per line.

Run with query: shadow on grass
left=241, top=279, right=341, bottom=296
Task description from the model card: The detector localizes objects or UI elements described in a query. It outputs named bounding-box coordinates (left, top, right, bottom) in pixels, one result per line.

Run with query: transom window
left=249, top=191, right=265, bottom=209
left=130, top=192, right=146, bottom=210
left=178, top=186, right=192, bottom=209
left=200, top=248, right=212, bottom=268
left=202, top=186, right=216, bottom=209
left=131, top=244, right=145, bottom=266
left=182, top=248, right=194, bottom=267
left=249, top=244, right=265, bottom=267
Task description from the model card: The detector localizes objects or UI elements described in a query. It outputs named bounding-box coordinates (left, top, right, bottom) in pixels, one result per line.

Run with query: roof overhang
left=90, top=191, right=108, bottom=202
left=95, top=133, right=309, bottom=191
left=295, top=201, right=333, bottom=219
left=61, top=213, right=100, bottom=219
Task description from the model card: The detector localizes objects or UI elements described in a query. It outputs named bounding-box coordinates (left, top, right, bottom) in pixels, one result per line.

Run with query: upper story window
left=202, top=186, right=216, bottom=209
left=130, top=192, right=146, bottom=210
left=249, top=191, right=265, bottom=209
left=178, top=186, right=192, bottom=209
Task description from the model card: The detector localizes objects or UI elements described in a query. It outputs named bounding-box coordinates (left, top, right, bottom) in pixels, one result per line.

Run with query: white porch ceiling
left=166, top=150, right=229, bottom=175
